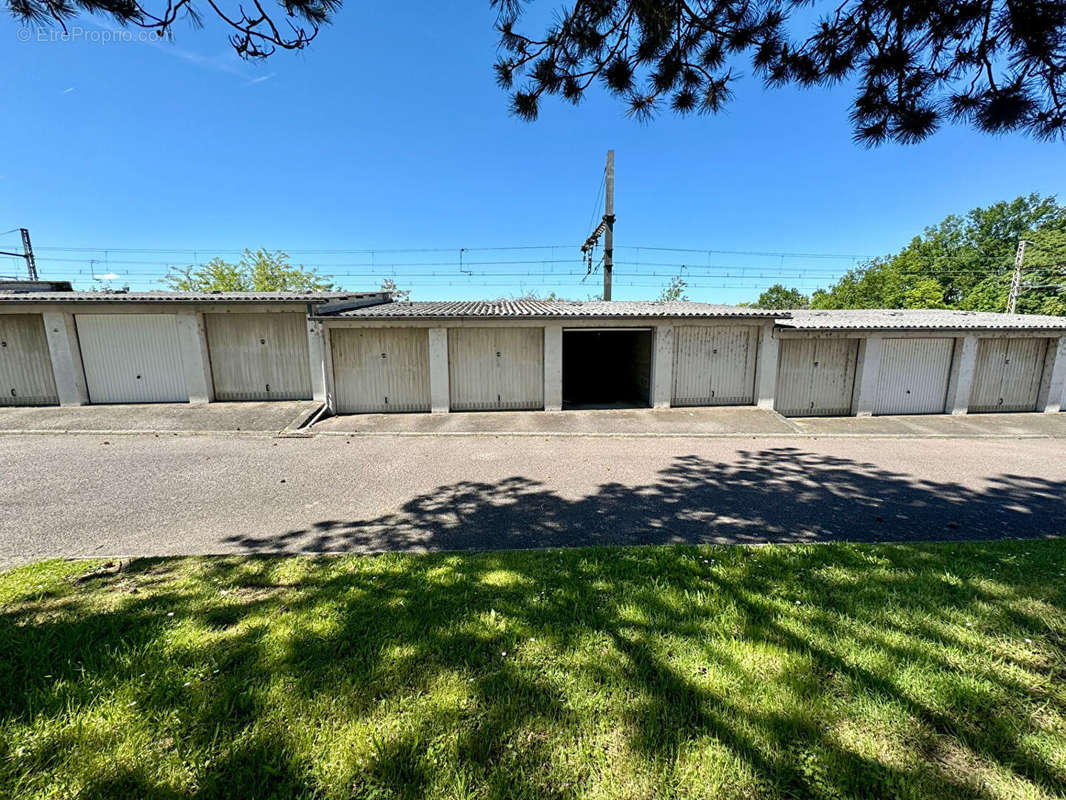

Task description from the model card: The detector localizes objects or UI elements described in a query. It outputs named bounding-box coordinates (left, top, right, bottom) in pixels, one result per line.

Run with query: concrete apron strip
left=310, top=430, right=1061, bottom=440
left=0, top=429, right=280, bottom=437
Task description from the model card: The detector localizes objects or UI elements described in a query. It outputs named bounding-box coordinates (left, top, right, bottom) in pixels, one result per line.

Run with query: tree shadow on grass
left=2, top=448, right=1065, bottom=798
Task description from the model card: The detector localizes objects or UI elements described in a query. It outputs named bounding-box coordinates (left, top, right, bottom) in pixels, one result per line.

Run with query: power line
left=31, top=243, right=875, bottom=260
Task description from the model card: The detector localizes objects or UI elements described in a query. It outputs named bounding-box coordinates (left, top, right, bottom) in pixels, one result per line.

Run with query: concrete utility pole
left=0, top=227, right=38, bottom=280
left=1006, top=238, right=1029, bottom=314
left=579, top=149, right=617, bottom=300
left=603, top=149, right=614, bottom=301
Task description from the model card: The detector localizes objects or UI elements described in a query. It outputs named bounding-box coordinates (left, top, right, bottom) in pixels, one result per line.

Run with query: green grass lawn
left=2, top=540, right=1065, bottom=800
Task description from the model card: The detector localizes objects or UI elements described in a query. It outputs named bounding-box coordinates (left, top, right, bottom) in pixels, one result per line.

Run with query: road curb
left=309, top=430, right=1061, bottom=440
left=0, top=428, right=1060, bottom=440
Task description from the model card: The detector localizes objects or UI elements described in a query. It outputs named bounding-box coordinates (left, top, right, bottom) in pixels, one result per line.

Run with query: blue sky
left=1, top=1, right=1064, bottom=302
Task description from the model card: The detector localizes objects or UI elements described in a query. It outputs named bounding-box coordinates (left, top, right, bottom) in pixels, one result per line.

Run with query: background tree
left=808, top=195, right=1066, bottom=314
left=166, top=249, right=334, bottom=292
left=658, top=275, right=688, bottom=301
left=495, top=0, right=1066, bottom=144
left=380, top=278, right=411, bottom=302
left=751, top=284, right=809, bottom=309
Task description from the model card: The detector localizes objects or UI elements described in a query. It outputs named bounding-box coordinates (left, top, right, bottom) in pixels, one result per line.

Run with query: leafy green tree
left=903, top=279, right=947, bottom=309
left=165, top=249, right=334, bottom=292
left=811, top=195, right=1066, bottom=314
left=751, top=284, right=809, bottom=309
left=658, top=275, right=688, bottom=301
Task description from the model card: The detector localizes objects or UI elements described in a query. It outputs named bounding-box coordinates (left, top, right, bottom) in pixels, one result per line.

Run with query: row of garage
left=774, top=334, right=1053, bottom=416
left=0, top=311, right=313, bottom=405
left=326, top=325, right=1058, bottom=417
left=1, top=295, right=1064, bottom=416
left=0, top=291, right=388, bottom=407
left=326, top=323, right=765, bottom=414
left=319, top=302, right=1066, bottom=417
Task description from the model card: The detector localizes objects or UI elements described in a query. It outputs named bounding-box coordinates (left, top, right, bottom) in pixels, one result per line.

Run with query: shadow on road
left=226, top=447, right=1066, bottom=553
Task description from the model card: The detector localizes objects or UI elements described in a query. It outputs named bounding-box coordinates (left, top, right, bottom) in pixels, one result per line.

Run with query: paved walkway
left=312, top=406, right=1066, bottom=438
left=0, top=401, right=320, bottom=434
left=1, top=432, right=1063, bottom=568
left=0, top=403, right=1063, bottom=438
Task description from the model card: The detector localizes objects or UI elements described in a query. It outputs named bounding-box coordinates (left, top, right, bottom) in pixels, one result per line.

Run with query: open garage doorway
left=563, top=329, right=653, bottom=409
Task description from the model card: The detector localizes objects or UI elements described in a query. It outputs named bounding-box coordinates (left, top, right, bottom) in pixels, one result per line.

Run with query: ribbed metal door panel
left=449, top=327, right=544, bottom=411
left=969, top=338, right=1047, bottom=412
left=775, top=338, right=857, bottom=416
left=874, top=338, right=953, bottom=415
left=0, top=314, right=58, bottom=406
left=76, top=314, right=188, bottom=403
left=205, top=313, right=311, bottom=401
left=331, top=328, right=430, bottom=413
left=671, top=326, right=757, bottom=406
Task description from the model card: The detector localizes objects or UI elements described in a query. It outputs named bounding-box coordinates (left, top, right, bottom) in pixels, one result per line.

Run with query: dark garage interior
left=563, top=329, right=653, bottom=408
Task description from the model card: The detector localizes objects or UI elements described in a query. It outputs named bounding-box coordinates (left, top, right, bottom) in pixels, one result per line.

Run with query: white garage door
left=76, top=314, right=188, bottom=404
left=775, top=338, right=858, bottom=417
left=969, top=338, right=1048, bottom=413
left=672, top=326, right=758, bottom=406
left=0, top=314, right=58, bottom=406
left=449, top=327, right=544, bottom=411
left=874, top=338, right=954, bottom=415
left=205, top=313, right=311, bottom=401
left=331, top=328, right=430, bottom=413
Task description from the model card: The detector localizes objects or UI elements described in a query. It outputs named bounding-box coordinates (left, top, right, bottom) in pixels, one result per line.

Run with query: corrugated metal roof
left=0, top=291, right=386, bottom=304
left=322, top=300, right=781, bottom=319
left=777, top=309, right=1066, bottom=330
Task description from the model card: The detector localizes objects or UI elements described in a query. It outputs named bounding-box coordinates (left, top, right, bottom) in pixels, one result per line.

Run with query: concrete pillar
left=306, top=319, right=327, bottom=403
left=651, top=324, right=673, bottom=409
left=754, top=323, right=779, bottom=409
left=175, top=312, right=213, bottom=404
left=321, top=326, right=337, bottom=413
left=852, top=333, right=884, bottom=417
left=544, top=324, right=562, bottom=411
left=428, top=327, right=449, bottom=414
left=1038, top=335, right=1066, bottom=413
left=41, top=310, right=89, bottom=406
left=945, top=334, right=978, bottom=415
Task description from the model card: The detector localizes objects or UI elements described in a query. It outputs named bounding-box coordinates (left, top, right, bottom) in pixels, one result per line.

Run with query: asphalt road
left=1, top=433, right=1064, bottom=567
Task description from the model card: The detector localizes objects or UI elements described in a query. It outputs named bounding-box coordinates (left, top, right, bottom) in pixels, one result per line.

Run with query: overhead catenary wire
left=19, top=241, right=948, bottom=297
